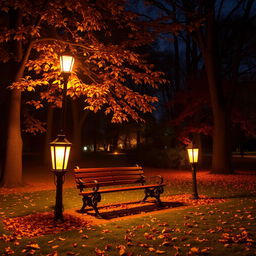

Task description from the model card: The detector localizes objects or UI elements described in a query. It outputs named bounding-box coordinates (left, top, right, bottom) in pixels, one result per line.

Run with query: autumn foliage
left=1, top=0, right=166, bottom=125
left=3, top=212, right=91, bottom=238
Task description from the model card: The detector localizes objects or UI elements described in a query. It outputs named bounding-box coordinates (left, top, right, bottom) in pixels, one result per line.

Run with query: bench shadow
left=76, top=201, right=185, bottom=219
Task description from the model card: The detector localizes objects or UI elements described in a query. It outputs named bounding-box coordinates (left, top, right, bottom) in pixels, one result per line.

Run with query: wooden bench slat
left=74, top=166, right=142, bottom=173
left=76, top=175, right=143, bottom=182
left=78, top=179, right=144, bottom=188
left=79, top=184, right=164, bottom=195
left=74, top=170, right=144, bottom=178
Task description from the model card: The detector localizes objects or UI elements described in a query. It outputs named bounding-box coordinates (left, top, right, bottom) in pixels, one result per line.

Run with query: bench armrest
left=92, top=180, right=100, bottom=192
left=142, top=175, right=164, bottom=185
left=77, top=179, right=100, bottom=192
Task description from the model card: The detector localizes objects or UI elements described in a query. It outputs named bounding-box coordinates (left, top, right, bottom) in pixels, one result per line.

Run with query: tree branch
left=78, top=63, right=101, bottom=84
left=216, top=0, right=225, bottom=21
left=222, top=0, right=244, bottom=24
left=147, top=0, right=172, bottom=15
left=33, top=38, right=96, bottom=51
left=239, top=63, right=256, bottom=75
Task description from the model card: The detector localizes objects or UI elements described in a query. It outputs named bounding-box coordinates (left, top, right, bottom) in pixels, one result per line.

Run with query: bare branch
left=147, top=0, right=172, bottom=15
left=216, top=0, right=225, bottom=21
left=222, top=0, right=244, bottom=23
left=239, top=64, right=256, bottom=75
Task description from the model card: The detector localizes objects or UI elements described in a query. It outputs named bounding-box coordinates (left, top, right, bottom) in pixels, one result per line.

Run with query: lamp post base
left=190, top=195, right=200, bottom=200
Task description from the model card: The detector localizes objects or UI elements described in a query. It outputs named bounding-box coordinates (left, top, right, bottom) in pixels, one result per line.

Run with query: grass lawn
left=0, top=169, right=256, bottom=256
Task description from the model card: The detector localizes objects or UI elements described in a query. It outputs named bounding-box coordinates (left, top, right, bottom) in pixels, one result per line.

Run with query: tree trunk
left=185, top=32, right=191, bottom=75
left=1, top=36, right=33, bottom=187
left=2, top=89, right=23, bottom=187
left=93, top=137, right=97, bottom=153
left=71, top=101, right=82, bottom=162
left=211, top=108, right=232, bottom=173
left=173, top=35, right=180, bottom=91
left=194, top=1, right=232, bottom=174
left=44, top=106, right=54, bottom=165
left=203, top=5, right=232, bottom=173
left=204, top=53, right=232, bottom=173
left=136, top=124, right=141, bottom=149
left=72, top=127, right=82, bottom=162
left=71, top=100, right=89, bottom=161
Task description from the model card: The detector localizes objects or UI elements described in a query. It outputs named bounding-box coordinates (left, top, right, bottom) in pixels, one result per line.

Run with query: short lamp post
left=187, top=145, right=199, bottom=199
left=50, top=49, right=74, bottom=221
left=50, top=135, right=71, bottom=220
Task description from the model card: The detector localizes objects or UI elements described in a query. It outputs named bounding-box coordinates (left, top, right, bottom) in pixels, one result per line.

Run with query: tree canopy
left=0, top=0, right=168, bottom=187
left=1, top=0, right=166, bottom=123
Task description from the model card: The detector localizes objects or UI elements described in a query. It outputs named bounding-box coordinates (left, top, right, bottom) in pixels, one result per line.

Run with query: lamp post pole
left=50, top=50, right=74, bottom=221
left=61, top=73, right=69, bottom=134
left=54, top=73, right=70, bottom=221
left=191, top=163, right=199, bottom=199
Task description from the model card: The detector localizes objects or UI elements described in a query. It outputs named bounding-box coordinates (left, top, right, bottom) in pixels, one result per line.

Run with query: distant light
left=83, top=146, right=88, bottom=151
left=114, top=151, right=118, bottom=155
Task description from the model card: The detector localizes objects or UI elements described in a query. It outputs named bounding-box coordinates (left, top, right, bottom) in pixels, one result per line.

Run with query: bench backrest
left=74, top=166, right=145, bottom=189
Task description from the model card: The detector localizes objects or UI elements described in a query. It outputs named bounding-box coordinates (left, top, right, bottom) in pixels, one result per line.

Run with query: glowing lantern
left=50, top=134, right=71, bottom=171
left=60, top=53, right=75, bottom=73
left=186, top=144, right=199, bottom=199
left=187, top=147, right=199, bottom=164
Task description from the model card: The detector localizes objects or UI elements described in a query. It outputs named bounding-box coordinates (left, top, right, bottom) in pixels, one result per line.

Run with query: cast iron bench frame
left=73, top=166, right=165, bottom=217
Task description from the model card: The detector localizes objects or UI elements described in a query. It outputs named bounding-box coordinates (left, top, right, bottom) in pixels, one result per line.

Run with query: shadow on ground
left=76, top=201, right=185, bottom=220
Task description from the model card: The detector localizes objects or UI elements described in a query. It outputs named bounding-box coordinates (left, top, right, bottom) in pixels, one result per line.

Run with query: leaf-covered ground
left=0, top=169, right=256, bottom=256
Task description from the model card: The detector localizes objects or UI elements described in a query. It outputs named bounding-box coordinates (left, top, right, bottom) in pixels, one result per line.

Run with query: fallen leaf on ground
left=46, top=251, right=58, bottom=256
left=156, top=249, right=166, bottom=254
left=117, top=245, right=126, bottom=256
left=3, top=213, right=91, bottom=238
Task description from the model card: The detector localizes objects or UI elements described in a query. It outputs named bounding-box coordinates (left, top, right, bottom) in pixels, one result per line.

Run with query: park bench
left=73, top=166, right=165, bottom=217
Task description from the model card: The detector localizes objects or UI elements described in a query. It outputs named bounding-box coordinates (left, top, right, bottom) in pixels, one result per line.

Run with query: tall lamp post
left=187, top=144, right=199, bottom=199
left=50, top=50, right=75, bottom=221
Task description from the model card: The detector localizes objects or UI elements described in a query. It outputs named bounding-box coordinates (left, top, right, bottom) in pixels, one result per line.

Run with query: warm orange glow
left=187, top=148, right=199, bottom=164
left=114, top=151, right=118, bottom=155
left=60, top=55, right=75, bottom=73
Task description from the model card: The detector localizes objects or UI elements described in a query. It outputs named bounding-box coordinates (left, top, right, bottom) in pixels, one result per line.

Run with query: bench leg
left=143, top=187, right=164, bottom=206
left=91, top=192, right=101, bottom=217
left=80, top=196, right=89, bottom=213
left=80, top=192, right=102, bottom=217
left=142, top=193, right=149, bottom=202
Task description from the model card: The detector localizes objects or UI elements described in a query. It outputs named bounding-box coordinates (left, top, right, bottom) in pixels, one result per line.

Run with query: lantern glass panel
left=187, top=148, right=199, bottom=163
left=60, top=55, right=74, bottom=73
left=51, top=145, right=71, bottom=170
